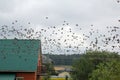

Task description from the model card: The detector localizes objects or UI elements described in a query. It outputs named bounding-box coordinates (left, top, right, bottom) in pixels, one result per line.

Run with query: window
left=16, top=77, right=24, bottom=80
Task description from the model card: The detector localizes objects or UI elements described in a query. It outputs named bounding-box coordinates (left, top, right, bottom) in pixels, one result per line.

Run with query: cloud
left=0, top=0, right=120, bottom=26
left=0, top=0, right=120, bottom=54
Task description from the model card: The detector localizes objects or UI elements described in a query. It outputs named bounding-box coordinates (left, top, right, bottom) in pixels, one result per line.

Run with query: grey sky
left=0, top=0, right=120, bottom=54
left=0, top=0, right=119, bottom=25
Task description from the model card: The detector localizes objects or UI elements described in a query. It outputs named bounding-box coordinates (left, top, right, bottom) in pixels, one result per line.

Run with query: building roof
left=0, top=39, right=41, bottom=72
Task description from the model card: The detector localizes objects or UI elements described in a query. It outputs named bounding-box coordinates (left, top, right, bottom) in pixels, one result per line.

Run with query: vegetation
left=43, top=63, right=56, bottom=80
left=89, top=60, right=120, bottom=80
left=71, top=57, right=94, bottom=80
left=44, top=54, right=81, bottom=65
left=71, top=50, right=120, bottom=80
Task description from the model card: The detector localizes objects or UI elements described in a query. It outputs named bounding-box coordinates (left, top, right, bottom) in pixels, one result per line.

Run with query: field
left=54, top=65, right=72, bottom=71
left=41, top=77, right=71, bottom=80
left=41, top=65, right=72, bottom=80
left=50, top=78, right=70, bottom=80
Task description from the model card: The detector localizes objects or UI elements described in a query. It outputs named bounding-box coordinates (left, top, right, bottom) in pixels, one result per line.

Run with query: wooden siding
left=16, top=72, right=36, bottom=80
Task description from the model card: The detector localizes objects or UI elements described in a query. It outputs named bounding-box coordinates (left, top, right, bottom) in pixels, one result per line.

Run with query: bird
left=0, top=20, right=120, bottom=55
left=117, top=0, right=120, bottom=3
left=45, top=17, right=48, bottom=19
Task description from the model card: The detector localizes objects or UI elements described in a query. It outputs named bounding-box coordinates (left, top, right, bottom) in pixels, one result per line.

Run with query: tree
left=42, top=56, right=56, bottom=80
left=43, top=63, right=56, bottom=80
left=85, top=50, right=120, bottom=68
left=89, top=60, right=120, bottom=80
left=71, top=57, right=94, bottom=80
left=71, top=50, right=120, bottom=80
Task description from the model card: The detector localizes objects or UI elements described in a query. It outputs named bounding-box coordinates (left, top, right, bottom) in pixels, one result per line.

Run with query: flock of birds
left=0, top=18, right=120, bottom=54
left=117, top=0, right=120, bottom=3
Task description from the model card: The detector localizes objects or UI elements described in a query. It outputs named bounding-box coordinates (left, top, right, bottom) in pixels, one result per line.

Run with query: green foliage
left=89, top=60, right=120, bottom=80
left=44, top=63, right=56, bottom=75
left=71, top=50, right=120, bottom=80
left=85, top=50, right=119, bottom=67
left=71, top=57, right=94, bottom=80
left=43, top=63, right=56, bottom=80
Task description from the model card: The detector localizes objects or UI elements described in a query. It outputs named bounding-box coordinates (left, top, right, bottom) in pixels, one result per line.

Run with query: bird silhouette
left=0, top=20, right=120, bottom=55
left=117, top=0, right=120, bottom=3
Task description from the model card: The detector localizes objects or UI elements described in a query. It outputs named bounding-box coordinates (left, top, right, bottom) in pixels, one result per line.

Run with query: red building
left=0, top=39, right=42, bottom=80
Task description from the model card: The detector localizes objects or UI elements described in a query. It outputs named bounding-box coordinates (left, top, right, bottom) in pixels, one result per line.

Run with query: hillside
left=43, top=54, right=81, bottom=65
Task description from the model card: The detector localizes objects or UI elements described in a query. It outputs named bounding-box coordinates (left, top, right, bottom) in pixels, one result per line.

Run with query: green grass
left=41, top=77, right=72, bottom=80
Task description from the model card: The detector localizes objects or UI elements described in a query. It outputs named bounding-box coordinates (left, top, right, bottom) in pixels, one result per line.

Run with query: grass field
left=50, top=78, right=68, bottom=80
left=41, top=77, right=71, bottom=80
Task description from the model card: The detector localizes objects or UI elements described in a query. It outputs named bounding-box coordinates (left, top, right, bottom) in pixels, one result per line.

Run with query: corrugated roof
left=0, top=39, right=41, bottom=72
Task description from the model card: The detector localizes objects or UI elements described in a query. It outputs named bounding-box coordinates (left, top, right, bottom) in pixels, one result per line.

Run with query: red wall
left=16, top=72, right=36, bottom=80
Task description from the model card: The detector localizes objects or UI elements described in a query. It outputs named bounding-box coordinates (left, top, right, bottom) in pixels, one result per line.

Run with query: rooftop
left=0, top=39, right=41, bottom=72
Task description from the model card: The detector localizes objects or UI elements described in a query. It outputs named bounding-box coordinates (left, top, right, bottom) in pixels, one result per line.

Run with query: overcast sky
left=0, top=0, right=120, bottom=54
left=0, top=0, right=120, bottom=25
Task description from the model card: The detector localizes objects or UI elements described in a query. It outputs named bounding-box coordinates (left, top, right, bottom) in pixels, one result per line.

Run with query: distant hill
left=43, top=54, right=81, bottom=65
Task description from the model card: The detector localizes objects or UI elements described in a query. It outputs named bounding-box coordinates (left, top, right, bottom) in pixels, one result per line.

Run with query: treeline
left=43, top=54, right=81, bottom=65
left=71, top=50, right=120, bottom=80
